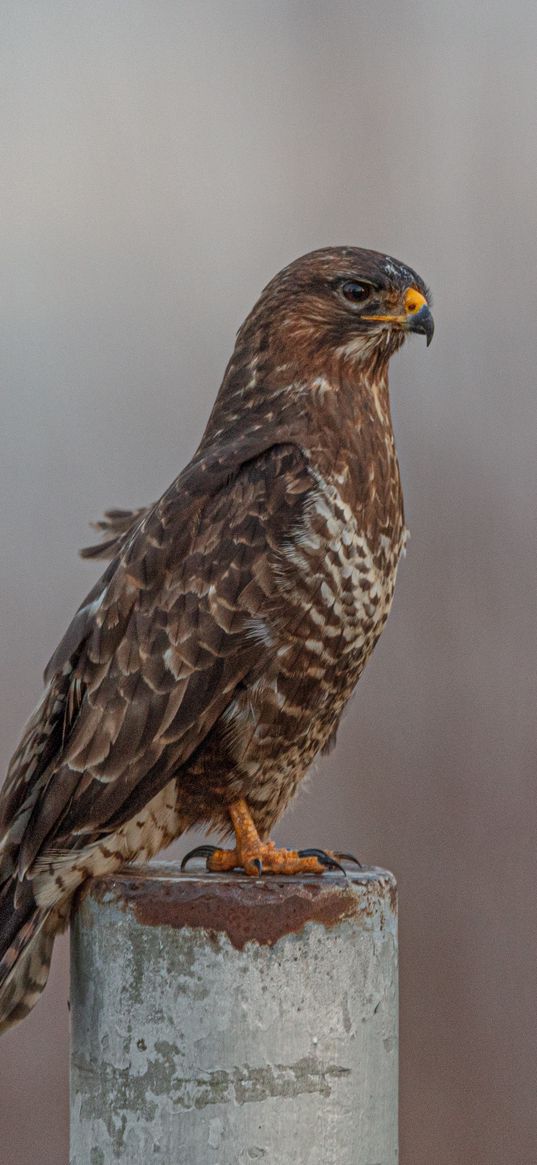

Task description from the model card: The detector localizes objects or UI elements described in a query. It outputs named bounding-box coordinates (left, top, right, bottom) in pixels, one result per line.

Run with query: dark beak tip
left=409, top=304, right=434, bottom=346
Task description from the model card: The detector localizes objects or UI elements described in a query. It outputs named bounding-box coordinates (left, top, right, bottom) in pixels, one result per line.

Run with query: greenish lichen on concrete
left=74, top=1047, right=351, bottom=1139
left=234, top=1057, right=351, bottom=1104
left=74, top=1055, right=158, bottom=1156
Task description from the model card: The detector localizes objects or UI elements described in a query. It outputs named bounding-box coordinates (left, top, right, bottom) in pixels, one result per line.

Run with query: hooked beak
left=405, top=290, right=435, bottom=346
left=364, top=286, right=435, bottom=346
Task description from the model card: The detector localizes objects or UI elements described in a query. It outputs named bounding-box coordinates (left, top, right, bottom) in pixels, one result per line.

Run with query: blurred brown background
left=1, top=2, right=536, bottom=1163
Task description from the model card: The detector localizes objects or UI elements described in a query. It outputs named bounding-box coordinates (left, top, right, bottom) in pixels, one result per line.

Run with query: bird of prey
left=0, top=246, right=433, bottom=1032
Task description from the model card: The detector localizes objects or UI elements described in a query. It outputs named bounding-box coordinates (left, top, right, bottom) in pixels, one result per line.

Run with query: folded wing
left=0, top=440, right=313, bottom=883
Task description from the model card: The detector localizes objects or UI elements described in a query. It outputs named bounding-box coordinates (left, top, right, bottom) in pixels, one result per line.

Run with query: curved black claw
left=181, top=845, right=218, bottom=871
left=334, top=851, right=363, bottom=869
left=298, top=848, right=347, bottom=876
left=252, top=858, right=263, bottom=876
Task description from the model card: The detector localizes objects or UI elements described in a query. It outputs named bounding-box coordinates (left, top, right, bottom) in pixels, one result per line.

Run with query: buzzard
left=0, top=247, right=433, bottom=1032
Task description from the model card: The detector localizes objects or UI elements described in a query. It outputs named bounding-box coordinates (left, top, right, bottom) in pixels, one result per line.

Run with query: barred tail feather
left=0, top=875, right=67, bottom=1034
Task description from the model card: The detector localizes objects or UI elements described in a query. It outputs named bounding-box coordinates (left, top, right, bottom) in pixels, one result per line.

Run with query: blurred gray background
left=1, top=2, right=536, bottom=1162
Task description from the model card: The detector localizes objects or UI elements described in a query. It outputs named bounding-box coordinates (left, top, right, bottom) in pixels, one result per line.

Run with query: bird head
left=244, top=246, right=434, bottom=373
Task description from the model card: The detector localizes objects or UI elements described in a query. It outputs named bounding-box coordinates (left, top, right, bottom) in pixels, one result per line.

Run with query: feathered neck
left=199, top=322, right=405, bottom=549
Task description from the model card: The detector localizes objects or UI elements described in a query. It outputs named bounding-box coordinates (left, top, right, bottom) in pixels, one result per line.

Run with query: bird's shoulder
left=45, top=439, right=315, bottom=684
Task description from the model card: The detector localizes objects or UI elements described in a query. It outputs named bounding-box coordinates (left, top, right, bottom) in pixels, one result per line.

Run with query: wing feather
left=79, top=506, right=148, bottom=560
left=2, top=438, right=313, bottom=878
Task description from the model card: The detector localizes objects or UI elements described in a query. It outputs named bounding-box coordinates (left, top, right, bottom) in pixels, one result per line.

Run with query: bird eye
left=340, top=280, right=371, bottom=304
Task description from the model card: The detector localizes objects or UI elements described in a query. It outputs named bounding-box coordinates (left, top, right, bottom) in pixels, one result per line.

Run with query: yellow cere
left=403, top=287, right=428, bottom=316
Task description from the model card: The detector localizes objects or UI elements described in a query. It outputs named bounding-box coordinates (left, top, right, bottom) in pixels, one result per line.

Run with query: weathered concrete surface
left=70, top=864, right=398, bottom=1164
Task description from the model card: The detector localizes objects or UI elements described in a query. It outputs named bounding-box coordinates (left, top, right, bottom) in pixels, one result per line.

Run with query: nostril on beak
left=404, top=288, right=428, bottom=317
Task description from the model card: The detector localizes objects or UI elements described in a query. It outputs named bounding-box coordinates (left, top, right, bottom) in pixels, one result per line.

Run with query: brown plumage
left=0, top=246, right=433, bottom=1032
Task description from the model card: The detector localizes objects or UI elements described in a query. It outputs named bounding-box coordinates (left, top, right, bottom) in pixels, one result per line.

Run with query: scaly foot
left=180, top=799, right=361, bottom=876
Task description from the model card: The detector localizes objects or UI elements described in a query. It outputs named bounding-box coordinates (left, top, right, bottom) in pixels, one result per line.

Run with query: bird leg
left=181, top=798, right=357, bottom=876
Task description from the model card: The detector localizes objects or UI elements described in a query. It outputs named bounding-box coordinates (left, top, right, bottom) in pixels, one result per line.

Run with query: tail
left=0, top=874, right=67, bottom=1034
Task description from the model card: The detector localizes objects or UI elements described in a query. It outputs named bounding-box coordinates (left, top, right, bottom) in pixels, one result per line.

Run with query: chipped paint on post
left=70, top=864, right=398, bottom=1164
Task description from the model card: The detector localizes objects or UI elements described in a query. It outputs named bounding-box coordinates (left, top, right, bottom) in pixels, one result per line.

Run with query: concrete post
left=70, top=863, right=398, bottom=1165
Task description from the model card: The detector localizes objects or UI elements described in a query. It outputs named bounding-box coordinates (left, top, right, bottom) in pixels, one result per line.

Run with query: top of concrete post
left=78, top=862, right=397, bottom=948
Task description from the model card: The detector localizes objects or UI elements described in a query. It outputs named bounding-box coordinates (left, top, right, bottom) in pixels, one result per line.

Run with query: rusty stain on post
left=86, top=863, right=386, bottom=949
